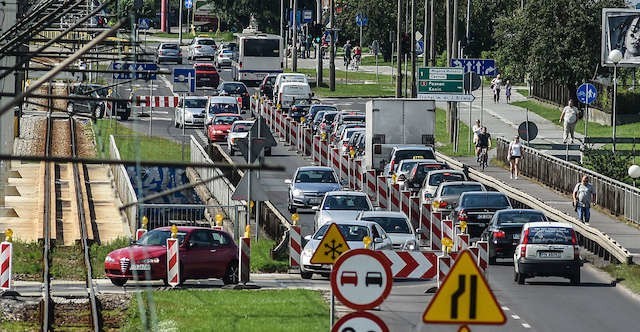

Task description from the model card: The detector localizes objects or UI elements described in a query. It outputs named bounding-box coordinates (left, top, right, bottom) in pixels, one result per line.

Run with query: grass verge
left=312, top=84, right=395, bottom=97
left=11, top=241, right=43, bottom=281
left=93, top=119, right=189, bottom=161
left=435, top=108, right=476, bottom=157
left=122, top=289, right=329, bottom=331
left=516, top=89, right=529, bottom=97
left=295, top=68, right=391, bottom=82
left=251, top=239, right=289, bottom=273
left=603, top=264, right=640, bottom=294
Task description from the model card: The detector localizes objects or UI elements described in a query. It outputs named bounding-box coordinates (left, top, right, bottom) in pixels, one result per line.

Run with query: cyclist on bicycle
left=343, top=40, right=353, bottom=68
left=476, top=126, right=492, bottom=162
left=352, top=45, right=362, bottom=69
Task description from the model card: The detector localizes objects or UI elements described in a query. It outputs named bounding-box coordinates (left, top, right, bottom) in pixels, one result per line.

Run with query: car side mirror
left=374, top=206, right=384, bottom=211
left=188, top=241, right=197, bottom=248
left=398, top=174, right=406, bottom=181
left=374, top=237, right=384, bottom=244
left=284, top=179, right=292, bottom=184
left=205, top=119, right=212, bottom=126
left=241, top=110, right=247, bottom=114
left=340, top=179, right=348, bottom=186
left=129, top=238, right=137, bottom=245
left=312, top=206, right=320, bottom=211
left=416, top=228, right=423, bottom=234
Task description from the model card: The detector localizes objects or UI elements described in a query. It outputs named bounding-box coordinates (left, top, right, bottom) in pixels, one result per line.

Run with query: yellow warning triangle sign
left=423, top=250, right=506, bottom=325
left=310, top=223, right=351, bottom=264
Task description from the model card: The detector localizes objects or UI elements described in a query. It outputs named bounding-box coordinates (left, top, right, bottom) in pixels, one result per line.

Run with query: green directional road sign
left=418, top=67, right=464, bottom=94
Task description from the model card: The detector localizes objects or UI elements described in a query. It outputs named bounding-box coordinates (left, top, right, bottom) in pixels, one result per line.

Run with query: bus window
left=243, top=39, right=280, bottom=57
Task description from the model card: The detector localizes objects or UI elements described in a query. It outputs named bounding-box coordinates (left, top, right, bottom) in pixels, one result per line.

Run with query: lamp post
left=608, top=49, right=623, bottom=152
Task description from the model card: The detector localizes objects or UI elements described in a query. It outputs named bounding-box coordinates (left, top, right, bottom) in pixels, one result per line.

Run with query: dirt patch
left=51, top=120, right=71, bottom=157
left=75, top=120, right=96, bottom=158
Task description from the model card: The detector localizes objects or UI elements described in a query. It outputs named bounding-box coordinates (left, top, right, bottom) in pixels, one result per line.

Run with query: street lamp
left=608, top=49, right=623, bottom=152
left=629, top=164, right=640, bottom=187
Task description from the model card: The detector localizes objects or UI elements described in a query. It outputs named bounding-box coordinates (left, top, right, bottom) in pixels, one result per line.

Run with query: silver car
left=314, top=191, right=374, bottom=231
left=357, top=211, right=419, bottom=250
left=174, top=96, right=208, bottom=128
left=188, top=37, right=217, bottom=60
left=285, top=166, right=342, bottom=213
left=431, top=181, right=487, bottom=217
left=215, top=49, right=234, bottom=67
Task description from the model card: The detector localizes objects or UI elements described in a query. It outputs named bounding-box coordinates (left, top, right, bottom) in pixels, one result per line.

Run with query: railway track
left=40, top=106, right=101, bottom=331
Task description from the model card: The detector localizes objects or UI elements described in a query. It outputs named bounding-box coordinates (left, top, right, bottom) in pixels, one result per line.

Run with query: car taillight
left=389, top=160, right=395, bottom=172
left=520, top=245, right=527, bottom=257
left=239, top=61, right=243, bottom=68
left=278, top=92, right=282, bottom=101
left=433, top=200, right=448, bottom=209
left=571, top=229, right=577, bottom=245
left=493, top=230, right=506, bottom=239
left=230, top=138, right=235, bottom=144
left=521, top=229, right=529, bottom=245
left=195, top=45, right=202, bottom=49
left=237, top=97, right=242, bottom=105
left=458, top=209, right=467, bottom=221
left=571, top=230, right=580, bottom=260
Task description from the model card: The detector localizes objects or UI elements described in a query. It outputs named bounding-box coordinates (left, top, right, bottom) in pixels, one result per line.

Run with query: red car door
left=183, top=230, right=217, bottom=278
left=204, top=231, right=236, bottom=279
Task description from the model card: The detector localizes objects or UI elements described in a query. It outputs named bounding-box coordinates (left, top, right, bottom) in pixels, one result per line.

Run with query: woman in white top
left=472, top=119, right=482, bottom=159
left=508, top=136, right=522, bottom=179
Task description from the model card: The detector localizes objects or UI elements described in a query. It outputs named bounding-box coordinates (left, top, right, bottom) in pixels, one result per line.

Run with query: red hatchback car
left=206, top=113, right=242, bottom=142
left=104, top=226, right=238, bottom=286
left=194, top=63, right=220, bottom=88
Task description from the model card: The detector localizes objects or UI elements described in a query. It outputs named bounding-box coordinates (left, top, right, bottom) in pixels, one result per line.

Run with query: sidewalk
left=295, top=59, right=640, bottom=262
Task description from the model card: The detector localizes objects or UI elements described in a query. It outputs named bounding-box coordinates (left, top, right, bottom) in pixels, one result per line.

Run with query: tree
left=493, top=0, right=625, bottom=85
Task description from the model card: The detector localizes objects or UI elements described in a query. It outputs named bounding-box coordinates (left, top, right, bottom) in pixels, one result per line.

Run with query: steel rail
left=41, top=83, right=53, bottom=332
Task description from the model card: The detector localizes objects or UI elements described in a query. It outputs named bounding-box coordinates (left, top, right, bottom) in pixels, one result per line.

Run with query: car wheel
left=516, top=272, right=525, bottom=285
left=222, top=261, right=239, bottom=285
left=488, top=256, right=497, bottom=265
left=300, top=271, right=313, bottom=279
left=570, top=273, right=580, bottom=286
left=119, top=111, right=130, bottom=121
left=110, top=278, right=127, bottom=287
left=94, top=105, right=105, bottom=119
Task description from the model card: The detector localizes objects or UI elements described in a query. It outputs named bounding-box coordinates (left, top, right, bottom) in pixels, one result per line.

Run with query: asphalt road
left=99, top=53, right=640, bottom=332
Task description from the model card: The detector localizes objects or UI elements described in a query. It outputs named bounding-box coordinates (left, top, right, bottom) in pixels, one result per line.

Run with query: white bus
left=232, top=30, right=283, bottom=85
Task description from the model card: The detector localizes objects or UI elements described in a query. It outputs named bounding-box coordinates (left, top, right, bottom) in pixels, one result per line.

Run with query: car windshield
left=197, top=39, right=216, bottom=46
left=161, top=44, right=179, bottom=49
left=322, top=195, right=370, bottom=210
left=429, top=173, right=466, bottom=186
left=497, top=212, right=546, bottom=225
left=393, top=149, right=436, bottom=163
left=295, top=170, right=337, bottom=183
left=138, top=230, right=186, bottom=246
left=344, top=130, right=363, bottom=140
left=222, top=83, right=247, bottom=93
left=461, top=194, right=510, bottom=208
left=232, top=123, right=252, bottom=132
left=209, top=103, right=238, bottom=114
left=361, top=217, right=410, bottom=234
left=342, top=115, right=365, bottom=122
left=196, top=65, right=216, bottom=71
left=441, top=184, right=484, bottom=196
left=184, top=99, right=207, bottom=108
left=323, top=113, right=337, bottom=122
left=222, top=50, right=233, bottom=55
left=416, top=163, right=446, bottom=175
left=399, top=161, right=420, bottom=172
left=525, top=227, right=574, bottom=245
left=313, top=224, right=370, bottom=242
left=214, top=116, right=240, bottom=125
left=313, top=111, right=326, bottom=122
left=312, top=106, right=337, bottom=113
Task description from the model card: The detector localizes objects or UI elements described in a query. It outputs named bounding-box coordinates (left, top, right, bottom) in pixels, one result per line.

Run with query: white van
left=205, top=96, right=244, bottom=125
left=273, top=73, right=308, bottom=102
left=276, top=82, right=313, bottom=110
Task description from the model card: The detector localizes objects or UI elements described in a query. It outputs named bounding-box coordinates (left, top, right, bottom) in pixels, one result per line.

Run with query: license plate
left=309, top=198, right=321, bottom=205
left=201, top=78, right=210, bottom=81
left=513, top=233, right=520, bottom=240
left=478, top=214, right=492, bottom=219
left=130, top=263, right=151, bottom=271
left=256, top=73, right=266, bottom=79
left=539, top=251, right=561, bottom=258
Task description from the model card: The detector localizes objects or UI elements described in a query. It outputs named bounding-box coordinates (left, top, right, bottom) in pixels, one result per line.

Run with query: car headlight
left=292, top=189, right=304, bottom=196
left=184, top=112, right=193, bottom=120
left=214, top=130, right=224, bottom=134
left=105, top=255, right=115, bottom=263
left=302, top=248, right=313, bottom=257
left=139, top=258, right=160, bottom=264
left=402, top=239, right=418, bottom=251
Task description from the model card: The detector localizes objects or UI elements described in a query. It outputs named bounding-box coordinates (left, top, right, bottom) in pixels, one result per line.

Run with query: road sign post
left=577, top=82, right=597, bottom=141
left=172, top=68, right=196, bottom=93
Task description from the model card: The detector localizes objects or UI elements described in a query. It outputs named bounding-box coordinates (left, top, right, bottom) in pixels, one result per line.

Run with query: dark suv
left=451, top=191, right=513, bottom=238
left=400, top=161, right=449, bottom=193
left=67, top=84, right=131, bottom=120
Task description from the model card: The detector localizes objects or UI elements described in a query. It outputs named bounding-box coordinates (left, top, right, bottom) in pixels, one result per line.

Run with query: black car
left=259, top=74, right=278, bottom=98
left=451, top=191, right=513, bottom=238
left=289, top=98, right=316, bottom=123
left=307, top=105, right=337, bottom=130
left=67, top=83, right=109, bottom=119
left=217, top=81, right=250, bottom=109
left=481, top=209, right=548, bottom=264
left=400, top=161, right=449, bottom=193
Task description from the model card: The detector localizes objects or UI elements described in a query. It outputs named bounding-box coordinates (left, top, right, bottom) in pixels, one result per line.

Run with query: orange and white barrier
left=436, top=254, right=451, bottom=288
left=0, top=241, right=12, bottom=290
left=239, top=237, right=251, bottom=284
left=133, top=95, right=180, bottom=107
left=289, top=225, right=302, bottom=271
left=381, top=250, right=438, bottom=279
left=456, top=233, right=470, bottom=251
left=166, top=237, right=180, bottom=287
left=135, top=229, right=147, bottom=241
left=476, top=240, right=489, bottom=273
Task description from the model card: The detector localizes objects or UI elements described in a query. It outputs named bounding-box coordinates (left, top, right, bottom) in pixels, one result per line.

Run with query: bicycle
left=352, top=54, right=361, bottom=71
left=478, top=146, right=489, bottom=170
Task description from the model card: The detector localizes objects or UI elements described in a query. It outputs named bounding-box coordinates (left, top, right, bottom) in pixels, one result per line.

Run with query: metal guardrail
left=497, top=137, right=640, bottom=226
left=109, top=135, right=137, bottom=236
left=436, top=151, right=633, bottom=264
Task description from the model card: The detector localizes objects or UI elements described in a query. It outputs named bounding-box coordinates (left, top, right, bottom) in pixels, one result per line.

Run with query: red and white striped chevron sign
left=380, top=250, right=438, bottom=279
left=166, top=238, right=180, bottom=287
left=0, top=242, right=12, bottom=290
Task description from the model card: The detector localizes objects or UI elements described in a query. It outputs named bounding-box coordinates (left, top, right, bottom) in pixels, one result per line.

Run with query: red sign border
left=330, top=248, right=393, bottom=310
left=331, top=311, right=389, bottom=332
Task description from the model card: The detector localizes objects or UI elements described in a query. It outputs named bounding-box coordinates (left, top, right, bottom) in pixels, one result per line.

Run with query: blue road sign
left=173, top=68, right=196, bottom=93
left=356, top=14, right=368, bottom=27
left=577, top=83, right=598, bottom=105
left=416, top=40, right=424, bottom=55
left=450, top=58, right=496, bottom=76
left=185, top=0, right=193, bottom=9
left=303, top=10, right=313, bottom=23
left=138, top=18, right=151, bottom=30
left=112, top=62, right=157, bottom=80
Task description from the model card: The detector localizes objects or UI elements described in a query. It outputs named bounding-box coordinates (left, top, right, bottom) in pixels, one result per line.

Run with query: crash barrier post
left=239, top=233, right=251, bottom=284
left=289, top=224, right=302, bottom=272
left=380, top=250, right=438, bottom=279
left=166, top=227, right=180, bottom=287
left=376, top=175, right=389, bottom=210
left=436, top=254, right=451, bottom=288
left=476, top=240, right=489, bottom=273
left=456, top=233, right=470, bottom=251
left=1, top=229, right=14, bottom=290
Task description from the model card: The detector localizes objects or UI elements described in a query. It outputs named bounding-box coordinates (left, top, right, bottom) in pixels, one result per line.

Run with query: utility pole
left=330, top=0, right=336, bottom=91
left=423, top=0, right=428, bottom=67
left=410, top=0, right=416, bottom=98
left=429, top=0, right=435, bottom=66
left=178, top=0, right=183, bottom=45
left=280, top=0, right=284, bottom=41
left=317, top=0, right=322, bottom=87
left=395, top=0, right=403, bottom=97
left=292, top=0, right=298, bottom=71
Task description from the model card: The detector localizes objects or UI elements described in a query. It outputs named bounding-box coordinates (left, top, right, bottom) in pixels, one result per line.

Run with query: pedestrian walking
left=507, top=136, right=522, bottom=179
left=573, top=175, right=596, bottom=224
left=472, top=120, right=482, bottom=159
left=505, top=80, right=512, bottom=103
left=491, top=74, right=502, bottom=103
left=559, top=99, right=578, bottom=143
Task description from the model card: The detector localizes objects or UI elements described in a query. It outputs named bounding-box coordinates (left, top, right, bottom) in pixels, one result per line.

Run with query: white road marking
left=501, top=306, right=510, bottom=311
left=511, top=314, right=521, bottom=320
left=522, top=323, right=531, bottom=328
